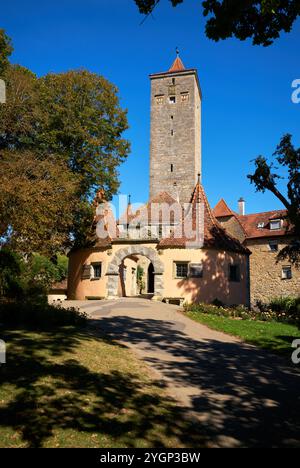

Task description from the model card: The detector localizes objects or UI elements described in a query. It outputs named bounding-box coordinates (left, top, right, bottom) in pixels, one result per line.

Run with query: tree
left=0, top=63, right=130, bottom=251
left=248, top=134, right=300, bottom=267
left=0, top=249, right=22, bottom=298
left=38, top=70, right=130, bottom=199
left=0, top=150, right=79, bottom=256
left=0, top=65, right=41, bottom=150
left=135, top=0, right=300, bottom=46
left=0, top=29, right=13, bottom=75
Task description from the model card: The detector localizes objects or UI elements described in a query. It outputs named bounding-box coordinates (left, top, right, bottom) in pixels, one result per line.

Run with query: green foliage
left=135, top=0, right=300, bottom=46
left=56, top=254, right=69, bottom=281
left=185, top=297, right=300, bottom=325
left=248, top=134, right=300, bottom=267
left=186, top=309, right=300, bottom=357
left=24, top=254, right=62, bottom=290
left=0, top=29, right=13, bottom=75
left=0, top=61, right=130, bottom=253
left=0, top=150, right=78, bottom=256
left=0, top=249, right=23, bottom=298
left=38, top=70, right=130, bottom=199
left=136, top=266, right=145, bottom=294
left=0, top=301, right=87, bottom=329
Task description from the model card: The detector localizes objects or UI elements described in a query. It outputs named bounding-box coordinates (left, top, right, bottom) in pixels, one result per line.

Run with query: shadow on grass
left=94, top=314, right=300, bottom=448
left=0, top=324, right=207, bottom=448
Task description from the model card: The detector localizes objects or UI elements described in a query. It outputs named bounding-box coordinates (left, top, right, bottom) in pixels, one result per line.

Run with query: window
left=171, top=115, right=174, bottom=120
left=181, top=92, right=189, bottom=103
left=270, top=219, right=282, bottom=230
left=91, top=262, right=102, bottom=280
left=229, top=264, right=240, bottom=282
left=155, top=95, right=164, bottom=105
left=175, top=262, right=189, bottom=278
left=257, top=222, right=265, bottom=229
left=282, top=266, right=292, bottom=280
left=269, top=241, right=279, bottom=252
left=171, top=129, right=174, bottom=136
left=172, top=78, right=176, bottom=85
left=189, top=263, right=203, bottom=278
left=169, top=96, right=176, bottom=104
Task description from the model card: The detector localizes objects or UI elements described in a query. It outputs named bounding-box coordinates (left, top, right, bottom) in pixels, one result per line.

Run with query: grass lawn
left=0, top=324, right=206, bottom=448
left=186, top=311, right=299, bottom=357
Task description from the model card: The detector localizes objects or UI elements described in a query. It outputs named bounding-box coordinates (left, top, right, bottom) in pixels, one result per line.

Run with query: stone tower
left=149, top=54, right=202, bottom=204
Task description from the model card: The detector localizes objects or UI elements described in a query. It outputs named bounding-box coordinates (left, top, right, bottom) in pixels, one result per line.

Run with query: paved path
left=65, top=298, right=300, bottom=447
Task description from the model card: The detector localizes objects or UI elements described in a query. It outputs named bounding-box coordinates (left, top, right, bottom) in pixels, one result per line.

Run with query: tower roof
left=168, top=55, right=185, bottom=73
left=213, top=199, right=235, bottom=218
left=158, top=182, right=250, bottom=254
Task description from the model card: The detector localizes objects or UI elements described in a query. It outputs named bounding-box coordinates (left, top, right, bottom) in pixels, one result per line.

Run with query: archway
left=106, top=245, right=164, bottom=299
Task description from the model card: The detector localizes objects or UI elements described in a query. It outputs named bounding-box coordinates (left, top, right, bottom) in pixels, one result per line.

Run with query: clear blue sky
left=2, top=0, right=300, bottom=214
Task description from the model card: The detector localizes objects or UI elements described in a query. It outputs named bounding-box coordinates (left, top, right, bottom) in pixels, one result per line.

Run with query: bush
left=185, top=297, right=300, bottom=325
left=0, top=300, right=87, bottom=329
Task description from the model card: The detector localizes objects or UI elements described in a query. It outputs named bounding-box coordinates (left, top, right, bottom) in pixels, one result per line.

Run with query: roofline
left=238, top=209, right=287, bottom=218
left=149, top=68, right=202, bottom=99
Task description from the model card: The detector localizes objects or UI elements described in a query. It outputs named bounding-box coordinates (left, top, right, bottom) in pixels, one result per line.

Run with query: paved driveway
left=65, top=298, right=300, bottom=447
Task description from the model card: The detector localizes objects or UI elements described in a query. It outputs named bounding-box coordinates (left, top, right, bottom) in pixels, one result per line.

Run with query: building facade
left=213, top=200, right=300, bottom=306
left=68, top=56, right=252, bottom=306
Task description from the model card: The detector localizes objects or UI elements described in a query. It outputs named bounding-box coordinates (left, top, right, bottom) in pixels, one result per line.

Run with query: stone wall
left=149, top=71, right=201, bottom=203
left=246, top=238, right=300, bottom=305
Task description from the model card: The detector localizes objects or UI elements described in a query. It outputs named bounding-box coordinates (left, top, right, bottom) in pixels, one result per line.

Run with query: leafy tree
left=0, top=65, right=40, bottom=150
left=248, top=134, right=300, bottom=267
left=24, top=254, right=62, bottom=291
left=38, top=70, right=130, bottom=199
left=135, top=0, right=300, bottom=46
left=0, top=29, right=13, bottom=75
left=0, top=150, right=78, bottom=256
left=0, top=249, right=22, bottom=298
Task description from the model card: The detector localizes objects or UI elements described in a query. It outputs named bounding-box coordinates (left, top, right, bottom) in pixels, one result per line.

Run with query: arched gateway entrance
left=106, top=246, right=164, bottom=299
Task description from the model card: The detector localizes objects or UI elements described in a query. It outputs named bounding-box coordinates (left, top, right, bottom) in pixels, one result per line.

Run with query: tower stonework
left=149, top=56, right=202, bottom=204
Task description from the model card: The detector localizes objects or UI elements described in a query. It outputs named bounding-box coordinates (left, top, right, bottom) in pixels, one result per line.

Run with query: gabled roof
left=238, top=210, right=291, bottom=239
left=213, top=198, right=235, bottom=218
left=159, top=183, right=250, bottom=254
left=168, top=56, right=185, bottom=73
left=121, top=191, right=180, bottom=225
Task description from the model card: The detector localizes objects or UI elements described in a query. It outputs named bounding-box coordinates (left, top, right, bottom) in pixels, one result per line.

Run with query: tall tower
left=149, top=54, right=202, bottom=204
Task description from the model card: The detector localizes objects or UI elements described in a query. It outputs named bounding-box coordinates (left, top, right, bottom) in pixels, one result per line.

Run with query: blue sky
left=2, top=0, right=300, bottom=214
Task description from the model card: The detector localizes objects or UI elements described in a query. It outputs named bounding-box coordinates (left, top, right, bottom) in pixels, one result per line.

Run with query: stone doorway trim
left=106, top=245, right=164, bottom=300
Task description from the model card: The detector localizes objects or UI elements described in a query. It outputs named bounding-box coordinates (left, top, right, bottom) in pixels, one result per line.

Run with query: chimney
left=238, top=198, right=245, bottom=216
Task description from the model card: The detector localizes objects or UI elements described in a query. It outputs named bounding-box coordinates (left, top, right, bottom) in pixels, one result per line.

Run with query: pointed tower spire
left=168, top=49, right=185, bottom=73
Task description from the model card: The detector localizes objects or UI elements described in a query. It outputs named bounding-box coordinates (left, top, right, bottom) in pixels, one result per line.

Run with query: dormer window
left=257, top=222, right=265, bottom=229
left=270, top=219, right=282, bottom=230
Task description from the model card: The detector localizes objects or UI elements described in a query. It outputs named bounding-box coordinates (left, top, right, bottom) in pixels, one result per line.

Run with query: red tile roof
left=168, top=56, right=185, bottom=73
left=158, top=183, right=250, bottom=254
left=213, top=198, right=235, bottom=217
left=238, top=210, right=292, bottom=239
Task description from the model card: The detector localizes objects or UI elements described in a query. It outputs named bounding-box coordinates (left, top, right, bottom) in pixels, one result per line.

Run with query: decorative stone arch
left=106, top=245, right=164, bottom=299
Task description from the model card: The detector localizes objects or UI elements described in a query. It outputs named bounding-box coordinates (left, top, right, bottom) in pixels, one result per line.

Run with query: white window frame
left=282, top=266, right=292, bottom=280
left=270, top=219, right=282, bottom=231
left=91, top=262, right=102, bottom=280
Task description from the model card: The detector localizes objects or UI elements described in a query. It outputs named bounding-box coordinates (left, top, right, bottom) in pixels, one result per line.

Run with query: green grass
left=0, top=324, right=207, bottom=448
left=186, top=311, right=300, bottom=356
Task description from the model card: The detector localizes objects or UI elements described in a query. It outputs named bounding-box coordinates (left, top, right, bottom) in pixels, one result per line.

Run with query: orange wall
left=68, top=244, right=250, bottom=306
